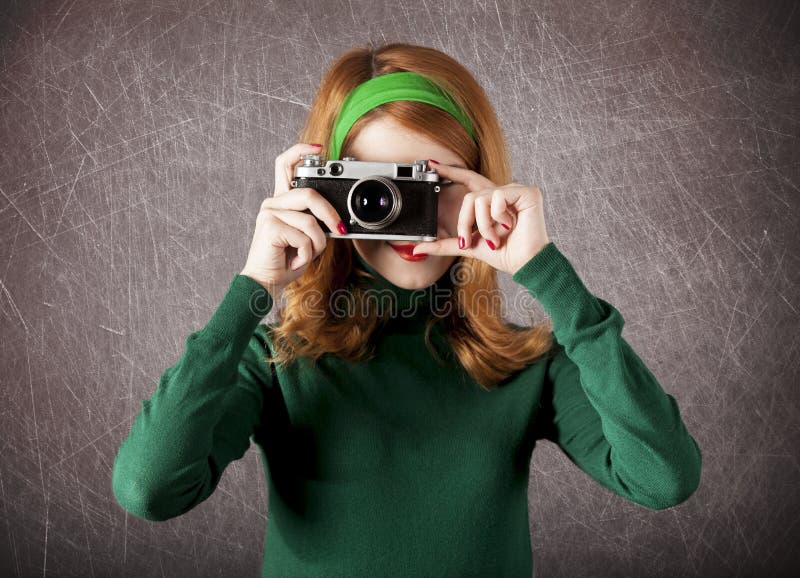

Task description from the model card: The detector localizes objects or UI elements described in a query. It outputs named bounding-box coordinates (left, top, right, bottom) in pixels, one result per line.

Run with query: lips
left=387, top=241, right=427, bottom=261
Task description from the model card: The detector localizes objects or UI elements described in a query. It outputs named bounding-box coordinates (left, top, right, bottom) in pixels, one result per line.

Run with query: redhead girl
left=113, top=42, right=702, bottom=577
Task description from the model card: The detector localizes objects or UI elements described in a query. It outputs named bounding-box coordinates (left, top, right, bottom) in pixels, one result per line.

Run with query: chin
left=395, top=274, right=437, bottom=290
left=383, top=243, right=448, bottom=289
left=354, top=239, right=449, bottom=289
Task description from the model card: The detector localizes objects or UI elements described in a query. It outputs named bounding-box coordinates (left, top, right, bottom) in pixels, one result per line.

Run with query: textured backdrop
left=1, top=0, right=798, bottom=576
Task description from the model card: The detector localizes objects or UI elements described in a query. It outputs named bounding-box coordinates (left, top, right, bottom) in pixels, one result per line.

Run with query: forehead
left=348, top=116, right=464, bottom=167
left=350, top=115, right=433, bottom=147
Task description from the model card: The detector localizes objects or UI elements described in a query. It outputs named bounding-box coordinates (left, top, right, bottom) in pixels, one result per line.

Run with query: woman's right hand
left=240, top=143, right=346, bottom=299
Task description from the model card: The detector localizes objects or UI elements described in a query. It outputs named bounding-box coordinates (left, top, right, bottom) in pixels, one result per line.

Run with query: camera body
left=291, top=155, right=447, bottom=242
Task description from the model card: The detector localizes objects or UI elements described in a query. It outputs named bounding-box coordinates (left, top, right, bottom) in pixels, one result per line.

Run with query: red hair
left=265, top=42, right=554, bottom=390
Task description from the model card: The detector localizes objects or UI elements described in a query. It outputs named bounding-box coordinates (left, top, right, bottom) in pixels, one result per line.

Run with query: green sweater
left=112, top=242, right=702, bottom=577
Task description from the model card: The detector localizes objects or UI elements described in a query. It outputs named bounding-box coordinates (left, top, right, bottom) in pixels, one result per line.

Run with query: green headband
left=327, top=71, right=476, bottom=161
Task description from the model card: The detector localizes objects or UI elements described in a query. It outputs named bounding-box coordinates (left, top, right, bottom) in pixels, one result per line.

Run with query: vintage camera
left=291, top=155, right=449, bottom=242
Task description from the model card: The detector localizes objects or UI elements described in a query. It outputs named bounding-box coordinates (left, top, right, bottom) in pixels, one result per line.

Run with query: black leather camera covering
left=295, top=176, right=439, bottom=238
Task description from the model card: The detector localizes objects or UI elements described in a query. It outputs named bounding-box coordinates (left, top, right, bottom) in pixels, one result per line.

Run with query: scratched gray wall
left=1, top=0, right=798, bottom=576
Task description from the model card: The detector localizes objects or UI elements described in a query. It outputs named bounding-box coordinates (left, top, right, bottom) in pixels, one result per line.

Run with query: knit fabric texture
left=112, top=241, right=702, bottom=577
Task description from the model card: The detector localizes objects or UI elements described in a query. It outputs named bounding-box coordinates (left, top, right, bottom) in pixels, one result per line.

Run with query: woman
left=112, top=42, right=702, bottom=576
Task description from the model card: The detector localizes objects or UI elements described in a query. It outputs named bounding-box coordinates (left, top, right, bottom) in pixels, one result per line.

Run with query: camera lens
left=347, top=177, right=401, bottom=230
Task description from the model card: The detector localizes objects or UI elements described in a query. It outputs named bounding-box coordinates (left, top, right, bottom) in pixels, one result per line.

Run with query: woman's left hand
left=411, top=161, right=550, bottom=276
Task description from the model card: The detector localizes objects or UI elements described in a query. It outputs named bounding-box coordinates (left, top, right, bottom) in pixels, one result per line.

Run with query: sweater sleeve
left=513, top=242, right=702, bottom=511
left=112, top=274, right=275, bottom=521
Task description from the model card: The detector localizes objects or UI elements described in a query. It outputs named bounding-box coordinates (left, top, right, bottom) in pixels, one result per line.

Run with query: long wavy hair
left=265, top=42, right=554, bottom=390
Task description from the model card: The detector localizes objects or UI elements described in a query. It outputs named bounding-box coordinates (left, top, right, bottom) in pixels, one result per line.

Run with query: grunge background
left=1, top=1, right=798, bottom=576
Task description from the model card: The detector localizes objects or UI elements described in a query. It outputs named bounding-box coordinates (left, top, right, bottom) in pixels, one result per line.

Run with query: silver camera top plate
left=294, top=155, right=451, bottom=184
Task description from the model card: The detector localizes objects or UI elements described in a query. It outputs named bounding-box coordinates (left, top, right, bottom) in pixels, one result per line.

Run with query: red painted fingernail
left=311, top=143, right=323, bottom=148
left=429, top=159, right=439, bottom=164
left=458, top=236, right=465, bottom=249
left=501, top=223, right=511, bottom=230
left=337, top=221, right=347, bottom=235
left=486, top=239, right=496, bottom=250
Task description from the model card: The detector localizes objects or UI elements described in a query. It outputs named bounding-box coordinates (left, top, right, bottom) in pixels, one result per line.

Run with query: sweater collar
left=351, top=247, right=456, bottom=331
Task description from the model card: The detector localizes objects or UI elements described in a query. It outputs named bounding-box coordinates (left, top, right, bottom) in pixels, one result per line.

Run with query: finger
left=457, top=192, right=477, bottom=250
left=274, top=142, right=324, bottom=195
left=495, top=183, right=540, bottom=213
left=474, top=193, right=501, bottom=250
left=490, top=189, right=516, bottom=232
left=267, top=208, right=327, bottom=261
left=429, top=160, right=496, bottom=192
left=412, top=229, right=484, bottom=257
left=261, top=188, right=344, bottom=237
left=411, top=235, right=461, bottom=257
left=265, top=214, right=315, bottom=271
